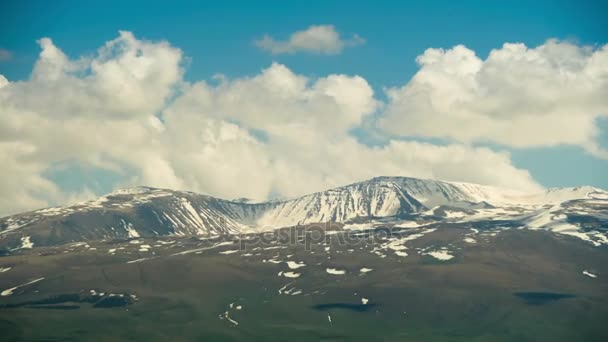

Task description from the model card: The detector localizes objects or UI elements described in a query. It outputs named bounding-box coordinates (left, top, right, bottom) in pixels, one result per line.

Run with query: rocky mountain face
left=1, top=176, right=607, bottom=250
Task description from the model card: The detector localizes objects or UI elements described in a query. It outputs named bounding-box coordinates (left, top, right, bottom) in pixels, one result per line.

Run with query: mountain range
left=1, top=177, right=607, bottom=341
left=1, top=176, right=607, bottom=250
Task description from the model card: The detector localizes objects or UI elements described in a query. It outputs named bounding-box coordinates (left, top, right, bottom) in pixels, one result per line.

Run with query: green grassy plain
left=0, top=227, right=606, bottom=341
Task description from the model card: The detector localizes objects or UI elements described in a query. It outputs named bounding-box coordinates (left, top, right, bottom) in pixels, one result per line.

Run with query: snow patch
left=376, top=227, right=436, bottom=257
left=582, top=270, right=598, bottom=278
left=444, top=211, right=467, bottom=219
left=20, top=236, right=34, bottom=249
left=219, top=250, right=239, bottom=255
left=286, top=261, right=306, bottom=269
left=122, top=220, right=140, bottom=238
left=278, top=282, right=296, bottom=294
left=326, top=268, right=346, bottom=275
left=171, top=241, right=235, bottom=256
left=425, top=249, right=454, bottom=261
left=221, top=311, right=239, bottom=326
left=127, top=257, right=153, bottom=264
left=282, top=271, right=301, bottom=278
left=1, top=277, right=44, bottom=296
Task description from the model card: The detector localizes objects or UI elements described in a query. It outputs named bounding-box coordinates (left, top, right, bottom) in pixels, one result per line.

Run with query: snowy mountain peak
left=108, top=186, right=157, bottom=196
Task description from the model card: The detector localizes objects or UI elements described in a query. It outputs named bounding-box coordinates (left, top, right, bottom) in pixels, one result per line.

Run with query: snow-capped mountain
left=256, top=177, right=511, bottom=227
left=254, top=177, right=607, bottom=227
left=1, top=176, right=606, bottom=249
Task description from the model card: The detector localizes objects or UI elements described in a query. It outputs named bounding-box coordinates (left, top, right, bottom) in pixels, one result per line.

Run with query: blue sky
left=2, top=0, right=607, bottom=87
left=0, top=0, right=607, bottom=213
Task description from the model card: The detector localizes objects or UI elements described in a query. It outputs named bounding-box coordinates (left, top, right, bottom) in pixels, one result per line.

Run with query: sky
left=0, top=0, right=607, bottom=215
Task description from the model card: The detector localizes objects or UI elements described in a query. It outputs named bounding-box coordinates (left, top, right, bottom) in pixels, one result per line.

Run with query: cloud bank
left=255, top=25, right=365, bottom=55
left=2, top=32, right=606, bottom=216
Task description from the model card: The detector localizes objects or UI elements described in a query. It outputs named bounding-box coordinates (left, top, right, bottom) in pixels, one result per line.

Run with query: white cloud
left=255, top=25, right=365, bottom=55
left=0, top=32, right=184, bottom=215
left=163, top=63, right=540, bottom=200
left=0, top=141, right=61, bottom=214
left=24, top=32, right=183, bottom=119
left=0, top=74, right=8, bottom=88
left=0, top=32, right=550, bottom=216
left=381, top=40, right=608, bottom=157
left=168, top=63, right=378, bottom=140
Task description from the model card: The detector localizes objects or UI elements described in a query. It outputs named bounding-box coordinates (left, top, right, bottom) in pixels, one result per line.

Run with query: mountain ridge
left=80, top=175, right=605, bottom=209
left=1, top=176, right=606, bottom=250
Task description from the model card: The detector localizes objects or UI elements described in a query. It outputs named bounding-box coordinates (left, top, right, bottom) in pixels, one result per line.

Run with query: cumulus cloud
left=162, top=64, right=540, bottom=200
left=0, top=32, right=184, bottom=215
left=255, top=25, right=364, bottom=55
left=0, top=32, right=555, bottom=216
left=25, top=32, right=183, bottom=118
left=169, top=63, right=378, bottom=140
left=380, top=40, right=608, bottom=157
